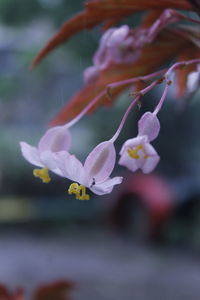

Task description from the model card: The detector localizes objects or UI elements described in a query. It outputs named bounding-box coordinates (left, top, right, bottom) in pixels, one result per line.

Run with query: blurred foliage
left=0, top=0, right=84, bottom=26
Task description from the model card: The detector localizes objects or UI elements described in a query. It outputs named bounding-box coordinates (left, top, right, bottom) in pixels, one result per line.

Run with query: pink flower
left=20, top=125, right=71, bottom=182
left=84, top=25, right=139, bottom=83
left=119, top=112, right=160, bottom=174
left=94, top=25, right=136, bottom=68
left=55, top=141, right=123, bottom=199
left=84, top=9, right=193, bottom=84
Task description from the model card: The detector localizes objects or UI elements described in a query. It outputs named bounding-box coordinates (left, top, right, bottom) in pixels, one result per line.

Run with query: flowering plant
left=20, top=0, right=200, bottom=200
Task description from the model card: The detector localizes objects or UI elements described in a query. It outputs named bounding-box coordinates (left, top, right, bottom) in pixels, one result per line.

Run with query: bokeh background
left=1, top=1, right=200, bottom=299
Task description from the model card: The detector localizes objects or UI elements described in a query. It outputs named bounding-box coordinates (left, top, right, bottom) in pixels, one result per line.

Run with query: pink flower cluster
left=84, top=25, right=139, bottom=84
left=20, top=16, right=200, bottom=200
left=20, top=109, right=160, bottom=200
left=84, top=9, right=200, bottom=85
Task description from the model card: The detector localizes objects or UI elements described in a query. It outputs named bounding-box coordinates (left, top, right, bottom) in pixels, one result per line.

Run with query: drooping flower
left=119, top=112, right=160, bottom=174
left=20, top=125, right=71, bottom=182
left=84, top=10, right=192, bottom=84
left=84, top=25, right=139, bottom=83
left=55, top=141, right=123, bottom=199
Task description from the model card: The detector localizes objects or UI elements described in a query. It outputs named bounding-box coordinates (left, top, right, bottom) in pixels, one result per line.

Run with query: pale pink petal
left=107, top=25, right=129, bottom=47
left=138, top=112, right=160, bottom=141
left=119, top=151, right=140, bottom=172
left=38, top=126, right=71, bottom=153
left=39, top=151, right=63, bottom=176
left=93, top=28, right=115, bottom=68
left=55, top=152, right=88, bottom=185
left=147, top=9, right=181, bottom=44
left=141, top=155, right=160, bottom=173
left=119, top=139, right=160, bottom=174
left=53, top=151, right=70, bottom=177
left=84, top=141, right=116, bottom=183
left=141, top=143, right=160, bottom=173
left=91, top=176, right=123, bottom=195
left=107, top=26, right=131, bottom=63
left=83, top=66, right=99, bottom=84
left=20, top=142, right=43, bottom=167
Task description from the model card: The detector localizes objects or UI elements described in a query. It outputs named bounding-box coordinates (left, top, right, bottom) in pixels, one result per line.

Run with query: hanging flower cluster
left=21, top=58, right=200, bottom=200
left=21, top=1, right=200, bottom=200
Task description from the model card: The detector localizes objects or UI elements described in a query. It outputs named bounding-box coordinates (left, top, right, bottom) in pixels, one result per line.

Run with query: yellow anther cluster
left=127, top=144, right=148, bottom=160
left=33, top=168, right=51, bottom=183
left=68, top=183, right=90, bottom=200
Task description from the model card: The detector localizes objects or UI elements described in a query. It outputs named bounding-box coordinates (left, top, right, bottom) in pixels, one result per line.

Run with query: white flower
left=119, top=112, right=160, bottom=174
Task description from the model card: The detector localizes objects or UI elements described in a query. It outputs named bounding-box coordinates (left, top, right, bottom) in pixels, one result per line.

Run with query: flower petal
left=38, top=126, right=71, bottom=153
left=93, top=28, right=115, bottom=68
left=39, top=151, right=63, bottom=176
left=83, top=65, right=99, bottom=84
left=91, top=176, right=123, bottom=195
left=141, top=143, right=160, bottom=173
left=107, top=25, right=129, bottom=48
left=119, top=138, right=160, bottom=174
left=84, top=141, right=116, bottom=183
left=119, top=151, right=140, bottom=173
left=20, top=142, right=43, bottom=167
left=138, top=112, right=160, bottom=141
left=55, top=151, right=87, bottom=185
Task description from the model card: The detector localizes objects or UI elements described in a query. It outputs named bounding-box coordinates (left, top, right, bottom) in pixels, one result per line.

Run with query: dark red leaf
left=32, top=280, right=75, bottom=300
left=30, top=0, right=193, bottom=68
left=51, top=29, right=190, bottom=125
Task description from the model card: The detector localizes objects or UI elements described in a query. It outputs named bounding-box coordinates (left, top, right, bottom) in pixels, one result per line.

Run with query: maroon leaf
left=32, top=280, right=75, bottom=300
left=30, top=0, right=193, bottom=68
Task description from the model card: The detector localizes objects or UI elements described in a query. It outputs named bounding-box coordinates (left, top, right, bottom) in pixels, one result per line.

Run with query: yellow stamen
left=33, top=168, right=51, bottom=183
left=68, top=183, right=90, bottom=200
left=127, top=144, right=148, bottom=160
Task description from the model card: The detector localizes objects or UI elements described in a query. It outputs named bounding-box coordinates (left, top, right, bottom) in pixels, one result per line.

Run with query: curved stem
left=65, top=59, right=200, bottom=130
left=165, top=59, right=200, bottom=80
left=66, top=90, right=105, bottom=128
left=110, top=96, right=140, bottom=143
left=108, top=69, right=166, bottom=90
left=110, top=80, right=161, bottom=143
left=65, top=71, right=165, bottom=129
left=153, top=83, right=170, bottom=115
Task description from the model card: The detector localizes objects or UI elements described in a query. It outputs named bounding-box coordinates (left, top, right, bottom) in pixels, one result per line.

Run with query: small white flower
left=119, top=112, right=160, bottom=174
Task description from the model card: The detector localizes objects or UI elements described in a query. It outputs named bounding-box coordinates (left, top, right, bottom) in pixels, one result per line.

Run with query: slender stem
left=110, top=80, right=158, bottom=143
left=165, top=59, right=200, bottom=80
left=108, top=69, right=165, bottom=90
left=183, top=15, right=200, bottom=26
left=66, top=70, right=165, bottom=129
left=110, top=96, right=140, bottom=143
left=175, top=10, right=200, bottom=26
left=110, top=80, right=159, bottom=143
left=134, top=80, right=160, bottom=96
left=66, top=59, right=200, bottom=130
left=153, top=84, right=170, bottom=115
left=66, top=90, right=105, bottom=128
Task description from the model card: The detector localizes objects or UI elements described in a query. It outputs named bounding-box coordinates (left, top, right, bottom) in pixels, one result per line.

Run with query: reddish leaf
left=51, top=29, right=190, bottom=125
left=30, top=0, right=193, bottom=68
left=86, top=0, right=192, bottom=11
left=0, top=285, right=24, bottom=300
left=32, top=280, right=75, bottom=300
